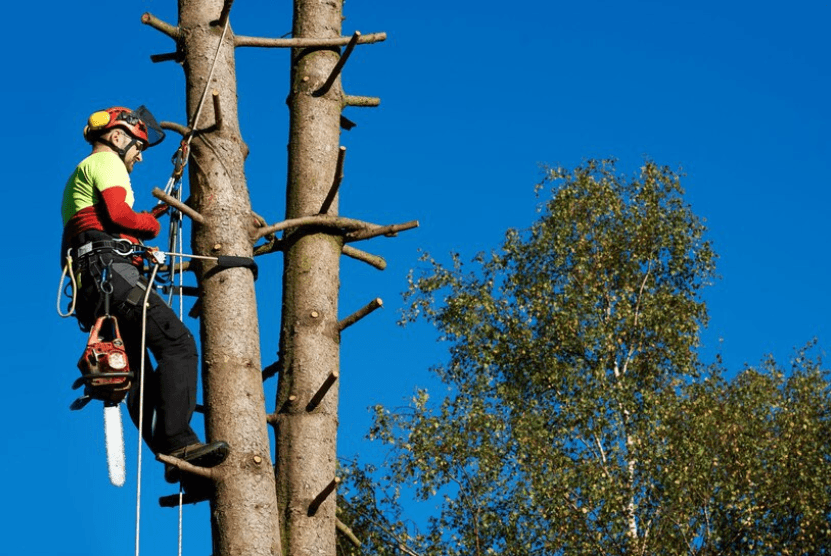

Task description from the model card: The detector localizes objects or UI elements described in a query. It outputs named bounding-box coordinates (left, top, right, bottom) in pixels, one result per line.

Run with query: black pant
left=77, top=252, right=200, bottom=455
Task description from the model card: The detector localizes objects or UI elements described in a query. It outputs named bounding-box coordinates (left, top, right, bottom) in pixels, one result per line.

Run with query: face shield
left=133, top=105, right=166, bottom=147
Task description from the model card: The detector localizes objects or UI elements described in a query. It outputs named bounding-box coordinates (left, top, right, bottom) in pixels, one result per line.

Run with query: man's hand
left=151, top=203, right=169, bottom=219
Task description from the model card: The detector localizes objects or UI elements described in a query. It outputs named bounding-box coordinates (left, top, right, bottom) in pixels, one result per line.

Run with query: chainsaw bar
left=104, top=403, right=126, bottom=487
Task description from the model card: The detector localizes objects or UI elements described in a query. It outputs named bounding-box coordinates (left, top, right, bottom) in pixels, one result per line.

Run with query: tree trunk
left=275, top=1, right=345, bottom=555
left=178, top=1, right=281, bottom=554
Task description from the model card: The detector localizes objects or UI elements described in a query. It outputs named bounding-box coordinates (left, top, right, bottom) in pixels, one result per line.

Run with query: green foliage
left=661, top=347, right=831, bottom=554
left=338, top=160, right=831, bottom=556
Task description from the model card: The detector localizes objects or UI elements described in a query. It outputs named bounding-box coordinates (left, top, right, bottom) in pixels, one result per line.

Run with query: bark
left=275, top=1, right=345, bottom=555
left=178, top=0, right=281, bottom=554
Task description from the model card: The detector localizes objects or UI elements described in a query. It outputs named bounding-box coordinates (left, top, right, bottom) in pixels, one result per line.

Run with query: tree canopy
left=338, top=159, right=831, bottom=556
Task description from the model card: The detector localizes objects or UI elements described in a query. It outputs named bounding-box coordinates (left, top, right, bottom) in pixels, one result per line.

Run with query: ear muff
left=88, top=110, right=112, bottom=130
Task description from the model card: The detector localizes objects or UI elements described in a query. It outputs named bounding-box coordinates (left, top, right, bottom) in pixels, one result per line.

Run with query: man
left=61, top=106, right=228, bottom=493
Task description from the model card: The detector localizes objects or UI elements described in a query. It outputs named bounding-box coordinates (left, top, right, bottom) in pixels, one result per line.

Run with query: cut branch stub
left=279, top=394, right=298, bottom=414
left=306, top=371, right=339, bottom=412
left=319, top=146, right=346, bottom=215
left=141, top=12, right=181, bottom=41
left=341, top=245, right=386, bottom=270
left=211, top=0, right=234, bottom=28
left=307, top=477, right=341, bottom=516
left=156, top=453, right=216, bottom=480
left=315, top=31, right=361, bottom=97
left=150, top=51, right=184, bottom=64
left=161, top=121, right=192, bottom=137
left=344, top=95, right=381, bottom=108
left=235, top=32, right=386, bottom=49
left=262, top=360, right=281, bottom=382
left=152, top=187, right=205, bottom=224
left=338, top=298, right=383, bottom=331
left=211, top=90, right=223, bottom=131
left=255, top=214, right=417, bottom=241
left=345, top=220, right=419, bottom=242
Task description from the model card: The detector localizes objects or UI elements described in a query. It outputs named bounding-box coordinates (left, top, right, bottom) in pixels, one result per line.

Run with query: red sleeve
left=100, top=187, right=161, bottom=239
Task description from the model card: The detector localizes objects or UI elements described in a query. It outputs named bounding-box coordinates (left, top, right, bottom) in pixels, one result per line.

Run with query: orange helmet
left=83, top=106, right=165, bottom=147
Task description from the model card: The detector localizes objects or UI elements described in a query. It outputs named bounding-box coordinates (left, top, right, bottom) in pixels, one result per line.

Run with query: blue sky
left=3, top=1, right=830, bottom=554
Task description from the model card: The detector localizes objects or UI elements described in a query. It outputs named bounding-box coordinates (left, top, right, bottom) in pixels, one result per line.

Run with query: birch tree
left=349, top=159, right=718, bottom=555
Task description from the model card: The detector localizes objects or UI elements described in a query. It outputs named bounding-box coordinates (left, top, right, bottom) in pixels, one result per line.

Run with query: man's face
left=119, top=130, right=145, bottom=174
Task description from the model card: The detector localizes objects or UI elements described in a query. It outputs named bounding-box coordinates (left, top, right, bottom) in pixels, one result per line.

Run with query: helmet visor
left=134, top=106, right=165, bottom=147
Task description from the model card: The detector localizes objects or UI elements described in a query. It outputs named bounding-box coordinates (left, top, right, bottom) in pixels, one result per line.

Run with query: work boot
left=164, top=440, right=230, bottom=483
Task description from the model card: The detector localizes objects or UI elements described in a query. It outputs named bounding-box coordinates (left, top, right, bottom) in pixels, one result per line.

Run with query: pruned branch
left=319, top=146, right=346, bottom=215
left=152, top=187, right=205, bottom=224
left=211, top=0, right=234, bottom=28
left=141, top=12, right=181, bottom=41
left=161, top=121, right=192, bottom=137
left=342, top=245, right=386, bottom=270
left=211, top=89, right=223, bottom=131
left=157, top=453, right=216, bottom=480
left=254, top=238, right=284, bottom=256
left=308, top=477, right=340, bottom=516
left=255, top=214, right=416, bottom=241
left=344, top=95, right=381, bottom=107
left=262, top=360, right=281, bottom=382
left=315, top=31, right=361, bottom=96
left=338, top=298, right=383, bottom=331
left=345, top=220, right=419, bottom=242
left=150, top=51, right=184, bottom=64
left=306, top=371, right=339, bottom=411
left=235, top=32, right=386, bottom=49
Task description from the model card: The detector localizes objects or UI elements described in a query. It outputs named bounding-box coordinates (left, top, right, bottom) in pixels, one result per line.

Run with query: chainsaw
left=70, top=314, right=133, bottom=487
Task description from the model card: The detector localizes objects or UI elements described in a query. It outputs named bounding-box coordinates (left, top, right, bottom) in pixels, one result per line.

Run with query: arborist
left=60, top=105, right=228, bottom=495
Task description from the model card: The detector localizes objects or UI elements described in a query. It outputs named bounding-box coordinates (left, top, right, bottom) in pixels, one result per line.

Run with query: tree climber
left=61, top=106, right=228, bottom=493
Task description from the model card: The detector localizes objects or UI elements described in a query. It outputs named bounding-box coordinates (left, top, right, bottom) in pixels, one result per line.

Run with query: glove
left=151, top=203, right=170, bottom=219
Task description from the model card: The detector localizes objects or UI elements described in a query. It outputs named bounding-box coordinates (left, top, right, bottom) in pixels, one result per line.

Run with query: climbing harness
left=57, top=239, right=148, bottom=320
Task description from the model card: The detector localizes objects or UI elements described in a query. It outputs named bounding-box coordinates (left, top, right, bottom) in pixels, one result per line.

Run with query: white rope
left=56, top=252, right=77, bottom=318
left=178, top=485, right=184, bottom=556
left=186, top=17, right=231, bottom=148
left=135, top=262, right=160, bottom=556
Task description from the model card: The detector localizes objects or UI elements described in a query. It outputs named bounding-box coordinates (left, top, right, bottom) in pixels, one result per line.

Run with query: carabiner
left=113, top=239, right=135, bottom=257
left=171, top=139, right=189, bottom=180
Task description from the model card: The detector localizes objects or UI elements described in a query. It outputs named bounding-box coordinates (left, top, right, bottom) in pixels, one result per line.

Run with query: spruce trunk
left=275, top=1, right=345, bottom=554
left=179, top=1, right=281, bottom=554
